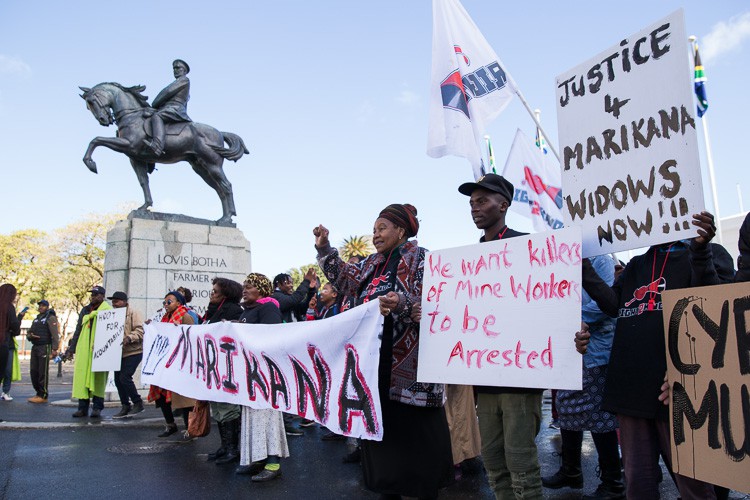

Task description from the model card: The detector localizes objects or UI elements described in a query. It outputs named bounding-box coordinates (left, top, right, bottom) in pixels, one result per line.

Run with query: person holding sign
left=313, top=203, right=453, bottom=500
left=542, top=254, right=624, bottom=499
left=578, top=211, right=721, bottom=500
left=108, top=292, right=145, bottom=419
left=202, top=278, right=244, bottom=465
left=457, top=173, right=544, bottom=499
left=70, top=286, right=111, bottom=418
left=147, top=291, right=196, bottom=437
left=236, top=273, right=288, bottom=482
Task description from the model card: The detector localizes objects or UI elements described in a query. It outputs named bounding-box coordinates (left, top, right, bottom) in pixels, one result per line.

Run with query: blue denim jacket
left=581, top=254, right=617, bottom=368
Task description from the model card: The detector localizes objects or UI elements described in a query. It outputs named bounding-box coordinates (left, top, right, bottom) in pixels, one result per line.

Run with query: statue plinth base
left=128, top=208, right=236, bottom=228
left=104, top=213, right=251, bottom=322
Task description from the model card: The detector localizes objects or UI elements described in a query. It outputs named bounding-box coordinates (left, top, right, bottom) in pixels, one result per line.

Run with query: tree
left=288, top=264, right=327, bottom=289
left=0, top=229, right=48, bottom=294
left=340, top=235, right=374, bottom=261
left=0, top=210, right=127, bottom=335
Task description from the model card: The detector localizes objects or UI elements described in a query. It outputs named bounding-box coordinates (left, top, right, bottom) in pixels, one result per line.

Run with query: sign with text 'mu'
left=142, top=301, right=384, bottom=441
left=556, top=10, right=704, bottom=257
left=92, top=307, right=126, bottom=372
left=662, top=282, right=750, bottom=493
left=417, top=227, right=582, bottom=390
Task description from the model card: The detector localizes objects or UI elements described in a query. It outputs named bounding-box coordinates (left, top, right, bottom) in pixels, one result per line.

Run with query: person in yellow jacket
left=69, top=286, right=111, bottom=418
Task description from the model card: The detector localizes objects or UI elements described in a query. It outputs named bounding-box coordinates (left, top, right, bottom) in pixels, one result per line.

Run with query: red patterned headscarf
left=378, top=203, right=419, bottom=237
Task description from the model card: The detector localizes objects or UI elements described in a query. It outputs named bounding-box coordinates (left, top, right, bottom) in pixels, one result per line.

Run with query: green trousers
left=477, top=392, right=543, bottom=500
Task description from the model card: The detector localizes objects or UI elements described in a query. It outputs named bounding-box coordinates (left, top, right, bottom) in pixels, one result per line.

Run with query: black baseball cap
left=458, top=173, right=514, bottom=206
left=107, top=291, right=128, bottom=301
left=90, top=286, right=106, bottom=295
left=37, top=300, right=50, bottom=307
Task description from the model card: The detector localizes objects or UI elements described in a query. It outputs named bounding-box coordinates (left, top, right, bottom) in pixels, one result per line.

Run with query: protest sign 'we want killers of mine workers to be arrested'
left=417, top=226, right=582, bottom=390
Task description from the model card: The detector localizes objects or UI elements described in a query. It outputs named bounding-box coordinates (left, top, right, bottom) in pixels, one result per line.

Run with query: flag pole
left=689, top=35, right=723, bottom=244
left=534, top=109, right=544, bottom=155
left=513, top=87, right=561, bottom=163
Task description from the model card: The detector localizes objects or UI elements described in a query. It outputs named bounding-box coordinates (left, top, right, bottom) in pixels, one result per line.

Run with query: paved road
left=1, top=360, right=745, bottom=499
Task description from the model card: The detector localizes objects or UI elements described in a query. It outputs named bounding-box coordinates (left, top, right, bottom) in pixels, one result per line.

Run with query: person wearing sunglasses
left=147, top=290, right=196, bottom=438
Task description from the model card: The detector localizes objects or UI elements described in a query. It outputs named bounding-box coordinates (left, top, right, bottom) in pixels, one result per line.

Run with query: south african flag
left=694, top=44, right=708, bottom=118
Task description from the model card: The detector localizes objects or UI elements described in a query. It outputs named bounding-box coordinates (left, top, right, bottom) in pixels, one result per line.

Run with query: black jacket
left=67, top=304, right=92, bottom=353
left=271, top=279, right=313, bottom=323
left=2, top=304, right=21, bottom=348
left=202, top=301, right=243, bottom=324
left=27, top=309, right=60, bottom=347
left=582, top=241, right=719, bottom=418
left=239, top=302, right=282, bottom=325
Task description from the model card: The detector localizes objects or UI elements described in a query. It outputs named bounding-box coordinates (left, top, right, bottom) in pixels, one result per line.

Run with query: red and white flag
left=502, top=129, right=564, bottom=232
left=426, top=0, right=516, bottom=179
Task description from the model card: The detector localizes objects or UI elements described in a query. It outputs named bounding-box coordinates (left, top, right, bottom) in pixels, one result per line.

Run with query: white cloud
left=0, top=55, right=31, bottom=76
left=702, top=11, right=750, bottom=64
left=396, top=89, right=420, bottom=107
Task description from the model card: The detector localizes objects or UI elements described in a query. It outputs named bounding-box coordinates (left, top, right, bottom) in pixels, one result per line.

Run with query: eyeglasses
left=163, top=299, right=174, bottom=306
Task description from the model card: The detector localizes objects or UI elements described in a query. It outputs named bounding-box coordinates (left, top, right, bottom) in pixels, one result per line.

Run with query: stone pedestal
left=103, top=214, right=252, bottom=322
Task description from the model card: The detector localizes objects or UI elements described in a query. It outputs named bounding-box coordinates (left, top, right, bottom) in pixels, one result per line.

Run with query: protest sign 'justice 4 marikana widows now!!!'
left=556, top=10, right=704, bottom=257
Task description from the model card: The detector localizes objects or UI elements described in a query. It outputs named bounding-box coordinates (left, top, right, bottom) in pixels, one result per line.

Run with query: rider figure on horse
left=144, top=59, right=192, bottom=156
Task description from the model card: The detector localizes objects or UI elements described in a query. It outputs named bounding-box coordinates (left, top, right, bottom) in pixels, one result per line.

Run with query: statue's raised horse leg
left=82, top=136, right=132, bottom=173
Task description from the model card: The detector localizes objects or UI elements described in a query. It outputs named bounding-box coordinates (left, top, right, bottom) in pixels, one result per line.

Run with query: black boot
left=215, top=417, right=240, bottom=465
left=583, top=464, right=625, bottom=499
left=207, top=421, right=227, bottom=462
left=542, top=429, right=583, bottom=489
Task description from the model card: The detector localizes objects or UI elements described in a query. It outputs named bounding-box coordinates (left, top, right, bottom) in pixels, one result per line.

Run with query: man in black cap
left=144, top=59, right=192, bottom=156
left=457, top=173, right=544, bottom=499
left=26, top=300, right=60, bottom=403
left=108, top=291, right=145, bottom=419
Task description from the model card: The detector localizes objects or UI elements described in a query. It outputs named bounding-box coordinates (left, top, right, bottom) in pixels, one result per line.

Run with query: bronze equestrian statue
left=80, top=59, right=248, bottom=224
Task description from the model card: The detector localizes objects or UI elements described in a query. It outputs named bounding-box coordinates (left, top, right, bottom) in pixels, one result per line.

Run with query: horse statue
left=80, top=82, right=248, bottom=224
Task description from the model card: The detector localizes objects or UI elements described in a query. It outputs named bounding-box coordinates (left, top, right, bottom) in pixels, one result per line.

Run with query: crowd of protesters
left=1, top=180, right=748, bottom=499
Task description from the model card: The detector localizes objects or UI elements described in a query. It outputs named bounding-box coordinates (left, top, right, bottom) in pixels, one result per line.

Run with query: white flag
left=427, top=0, right=516, bottom=179
left=502, top=129, right=564, bottom=232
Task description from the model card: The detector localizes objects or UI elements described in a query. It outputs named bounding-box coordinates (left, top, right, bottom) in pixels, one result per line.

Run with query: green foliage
left=287, top=264, right=327, bottom=289
left=0, top=210, right=126, bottom=330
left=339, top=235, right=373, bottom=261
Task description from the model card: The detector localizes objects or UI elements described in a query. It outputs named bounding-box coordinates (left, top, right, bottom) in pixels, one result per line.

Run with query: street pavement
left=0, top=359, right=746, bottom=499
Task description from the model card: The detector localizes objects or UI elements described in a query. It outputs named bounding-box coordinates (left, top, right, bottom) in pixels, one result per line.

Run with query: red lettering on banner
left=446, top=337, right=554, bottom=369
left=461, top=305, right=501, bottom=337
left=428, top=254, right=454, bottom=278
left=455, top=280, right=503, bottom=301
left=338, top=344, right=378, bottom=435
left=426, top=281, right=447, bottom=302
left=219, top=336, right=239, bottom=394
left=290, top=344, right=331, bottom=421
left=241, top=346, right=269, bottom=402
left=510, top=274, right=578, bottom=303
left=528, top=235, right=582, bottom=267
left=460, top=245, right=513, bottom=276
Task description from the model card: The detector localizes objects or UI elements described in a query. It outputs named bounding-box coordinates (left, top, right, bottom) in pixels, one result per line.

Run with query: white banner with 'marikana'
left=142, top=301, right=385, bottom=440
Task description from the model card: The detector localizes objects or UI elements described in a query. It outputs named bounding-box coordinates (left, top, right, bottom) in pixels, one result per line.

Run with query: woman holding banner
left=313, top=203, right=453, bottom=499
left=147, top=290, right=196, bottom=438
left=235, top=272, right=288, bottom=482
left=203, top=278, right=244, bottom=465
